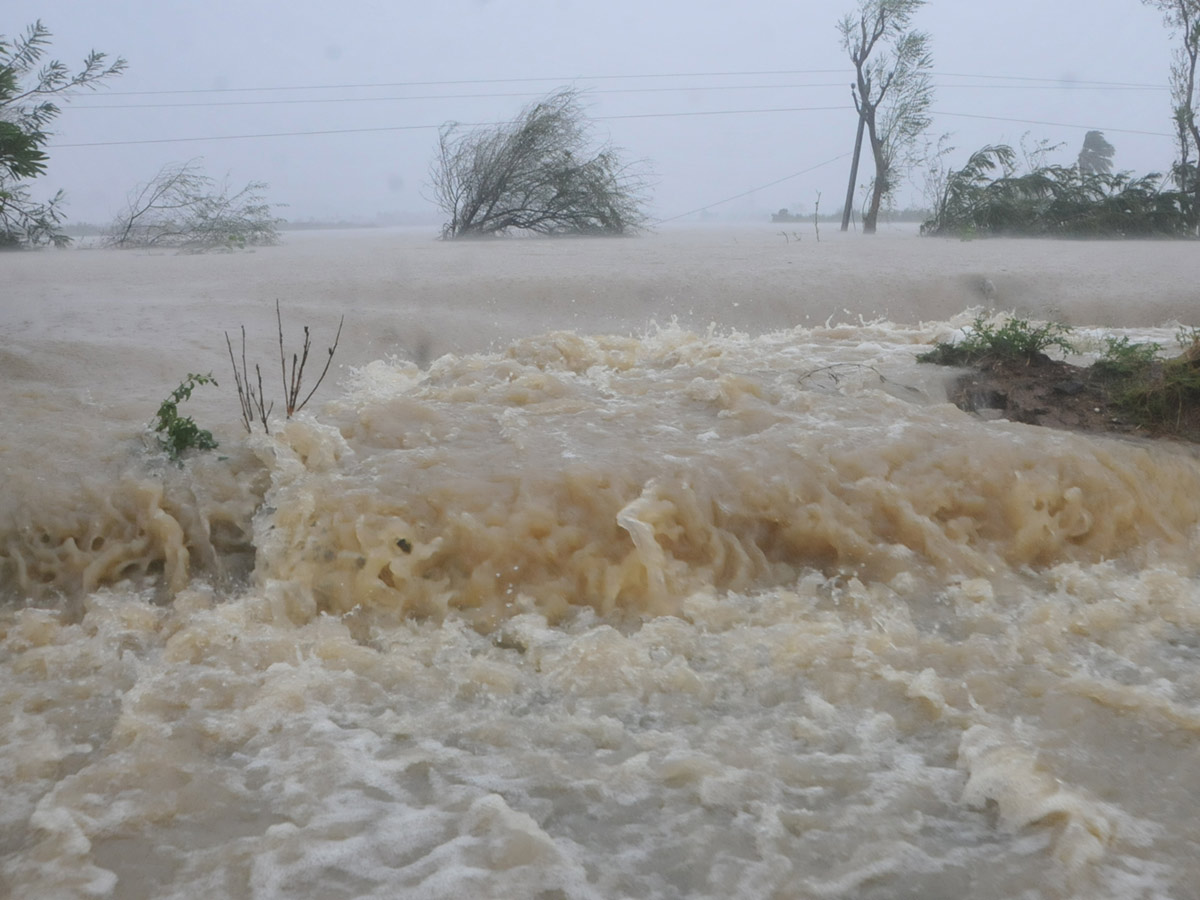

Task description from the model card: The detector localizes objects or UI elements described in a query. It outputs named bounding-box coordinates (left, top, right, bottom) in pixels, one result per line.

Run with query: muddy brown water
left=2, top=226, right=1199, bottom=899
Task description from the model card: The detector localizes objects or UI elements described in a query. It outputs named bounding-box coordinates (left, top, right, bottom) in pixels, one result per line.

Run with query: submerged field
left=2, top=227, right=1199, bottom=899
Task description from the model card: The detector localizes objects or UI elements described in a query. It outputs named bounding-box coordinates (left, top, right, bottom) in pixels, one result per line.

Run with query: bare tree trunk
left=863, top=113, right=887, bottom=234
left=841, top=114, right=866, bottom=232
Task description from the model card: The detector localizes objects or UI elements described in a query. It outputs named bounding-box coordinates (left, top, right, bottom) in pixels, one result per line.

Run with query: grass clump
left=1114, top=330, right=1200, bottom=433
left=1093, top=336, right=1162, bottom=379
left=917, top=315, right=1075, bottom=365
left=152, top=373, right=218, bottom=462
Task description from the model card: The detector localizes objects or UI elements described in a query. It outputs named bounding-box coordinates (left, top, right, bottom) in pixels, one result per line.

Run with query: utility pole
left=840, top=86, right=866, bottom=232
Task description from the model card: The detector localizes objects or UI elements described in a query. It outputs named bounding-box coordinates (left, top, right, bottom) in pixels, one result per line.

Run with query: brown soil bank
left=943, top=353, right=1200, bottom=443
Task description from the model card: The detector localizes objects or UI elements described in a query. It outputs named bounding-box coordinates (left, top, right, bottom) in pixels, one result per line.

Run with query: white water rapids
left=2, top=227, right=1199, bottom=899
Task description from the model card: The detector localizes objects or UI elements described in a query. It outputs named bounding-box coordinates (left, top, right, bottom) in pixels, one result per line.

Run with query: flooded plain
left=2, top=226, right=1199, bottom=899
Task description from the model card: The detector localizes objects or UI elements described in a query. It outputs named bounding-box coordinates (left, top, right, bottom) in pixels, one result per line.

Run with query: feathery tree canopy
left=430, top=89, right=648, bottom=239
left=0, top=21, right=125, bottom=248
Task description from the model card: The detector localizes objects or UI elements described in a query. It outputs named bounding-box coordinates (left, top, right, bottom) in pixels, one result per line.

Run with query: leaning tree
left=0, top=20, right=125, bottom=247
left=430, top=89, right=648, bottom=238
left=104, top=159, right=282, bottom=250
left=837, top=0, right=933, bottom=234
left=1077, top=130, right=1115, bottom=175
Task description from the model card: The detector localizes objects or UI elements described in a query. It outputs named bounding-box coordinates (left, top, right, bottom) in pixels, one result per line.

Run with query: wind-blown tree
left=1077, top=130, right=1115, bottom=175
left=104, top=160, right=282, bottom=250
left=922, top=143, right=1192, bottom=237
left=0, top=21, right=125, bottom=248
left=837, top=0, right=933, bottom=234
left=1142, top=0, right=1200, bottom=232
left=430, top=89, right=648, bottom=238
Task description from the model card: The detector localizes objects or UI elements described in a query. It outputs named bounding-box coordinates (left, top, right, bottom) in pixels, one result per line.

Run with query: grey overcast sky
left=6, top=0, right=1180, bottom=226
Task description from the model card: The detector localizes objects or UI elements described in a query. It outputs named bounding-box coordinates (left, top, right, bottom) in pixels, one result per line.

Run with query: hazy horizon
left=4, top=0, right=1183, bottom=228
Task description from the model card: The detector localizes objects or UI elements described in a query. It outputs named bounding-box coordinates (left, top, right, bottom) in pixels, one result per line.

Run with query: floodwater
left=2, top=226, right=1199, bottom=899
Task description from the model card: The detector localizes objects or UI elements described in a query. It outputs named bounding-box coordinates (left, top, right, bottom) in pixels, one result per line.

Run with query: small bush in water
left=153, top=373, right=218, bottom=461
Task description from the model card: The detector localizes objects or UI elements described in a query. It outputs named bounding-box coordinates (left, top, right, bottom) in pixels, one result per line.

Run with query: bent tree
left=1077, top=130, right=1116, bottom=175
left=104, top=160, right=281, bottom=250
left=430, top=89, right=648, bottom=238
left=0, top=20, right=125, bottom=247
left=837, top=0, right=932, bottom=234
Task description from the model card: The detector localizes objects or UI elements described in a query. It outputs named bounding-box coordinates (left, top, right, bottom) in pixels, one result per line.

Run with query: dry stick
left=243, top=325, right=274, bottom=433
left=253, top=360, right=272, bottom=433
left=226, top=329, right=254, bottom=433
left=798, top=362, right=925, bottom=397
left=295, top=315, right=343, bottom=413
left=225, top=326, right=272, bottom=433
left=278, top=299, right=291, bottom=414
left=276, top=298, right=344, bottom=417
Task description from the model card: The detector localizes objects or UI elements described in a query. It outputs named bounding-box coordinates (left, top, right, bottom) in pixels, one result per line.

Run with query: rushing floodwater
left=2, top=227, right=1199, bottom=899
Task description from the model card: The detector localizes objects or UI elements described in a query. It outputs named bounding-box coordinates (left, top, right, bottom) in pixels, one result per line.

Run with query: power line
left=52, top=122, right=443, bottom=148
left=654, top=153, right=853, bottom=225
left=51, top=102, right=1174, bottom=151
left=933, top=110, right=1173, bottom=137
left=69, top=81, right=1167, bottom=111
left=90, top=68, right=1167, bottom=99
left=71, top=83, right=855, bottom=110
left=96, top=69, right=852, bottom=97
left=934, top=71, right=1164, bottom=89
left=50, top=105, right=855, bottom=149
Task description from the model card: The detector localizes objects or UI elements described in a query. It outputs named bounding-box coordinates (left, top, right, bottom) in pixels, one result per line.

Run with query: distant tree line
left=7, top=2, right=1200, bottom=246
left=840, top=0, right=1200, bottom=239
left=922, top=135, right=1195, bottom=238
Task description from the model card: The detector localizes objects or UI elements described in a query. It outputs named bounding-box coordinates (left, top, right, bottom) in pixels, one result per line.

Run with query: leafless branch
left=277, top=299, right=344, bottom=417
left=225, top=327, right=273, bottom=433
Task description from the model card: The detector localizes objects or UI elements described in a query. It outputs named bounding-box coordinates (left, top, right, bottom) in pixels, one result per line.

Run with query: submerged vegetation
left=150, top=304, right=342, bottom=465
left=920, top=316, right=1200, bottom=440
left=431, top=88, right=648, bottom=239
left=226, top=300, right=344, bottom=434
left=151, top=373, right=219, bottom=462
left=104, top=160, right=282, bottom=251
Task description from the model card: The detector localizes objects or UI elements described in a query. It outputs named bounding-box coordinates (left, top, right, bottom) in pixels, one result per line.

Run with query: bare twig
left=277, top=299, right=344, bottom=417
left=225, top=326, right=273, bottom=433
left=798, top=362, right=924, bottom=397
left=225, top=302, right=342, bottom=432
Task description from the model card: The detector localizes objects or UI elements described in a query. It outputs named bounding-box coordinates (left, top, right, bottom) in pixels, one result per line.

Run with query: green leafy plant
left=1094, top=336, right=1162, bottom=379
left=1116, top=328, right=1200, bottom=431
left=152, top=373, right=218, bottom=461
left=921, top=140, right=1195, bottom=238
left=104, top=160, right=283, bottom=251
left=431, top=88, right=649, bottom=238
left=1176, top=325, right=1200, bottom=349
left=917, top=315, right=1075, bottom=365
left=1, top=21, right=126, bottom=248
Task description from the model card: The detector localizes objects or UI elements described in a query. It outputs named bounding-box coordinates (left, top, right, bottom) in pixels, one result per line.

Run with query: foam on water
left=4, top=231, right=1200, bottom=899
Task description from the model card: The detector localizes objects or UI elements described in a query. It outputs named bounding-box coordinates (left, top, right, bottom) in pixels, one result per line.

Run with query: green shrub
left=922, top=143, right=1195, bottom=238
left=918, top=316, right=1075, bottom=365
left=1094, top=336, right=1162, bottom=379
left=152, top=373, right=218, bottom=461
left=1107, top=329, right=1200, bottom=432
